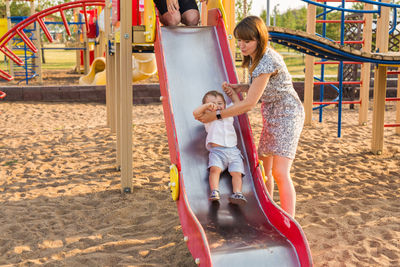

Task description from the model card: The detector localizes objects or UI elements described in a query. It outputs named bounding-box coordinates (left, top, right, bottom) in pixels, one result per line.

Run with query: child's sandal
left=209, top=189, right=220, bottom=202
left=229, top=192, right=247, bottom=206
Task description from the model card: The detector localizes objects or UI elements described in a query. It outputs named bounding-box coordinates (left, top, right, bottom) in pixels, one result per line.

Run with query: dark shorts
left=153, top=0, right=199, bottom=15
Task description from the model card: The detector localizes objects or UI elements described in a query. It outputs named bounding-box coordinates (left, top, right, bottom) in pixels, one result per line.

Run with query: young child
left=193, top=90, right=247, bottom=205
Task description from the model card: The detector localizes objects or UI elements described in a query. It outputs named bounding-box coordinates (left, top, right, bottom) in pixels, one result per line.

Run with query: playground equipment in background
left=78, top=56, right=105, bottom=85
left=78, top=53, right=157, bottom=85
left=0, top=0, right=105, bottom=81
left=269, top=0, right=400, bottom=154
left=0, top=90, right=6, bottom=100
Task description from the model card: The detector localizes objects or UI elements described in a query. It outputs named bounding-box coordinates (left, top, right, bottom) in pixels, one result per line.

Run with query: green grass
left=0, top=44, right=341, bottom=81
left=0, top=43, right=78, bottom=71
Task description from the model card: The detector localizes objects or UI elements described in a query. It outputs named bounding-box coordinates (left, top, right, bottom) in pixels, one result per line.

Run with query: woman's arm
left=197, top=73, right=271, bottom=123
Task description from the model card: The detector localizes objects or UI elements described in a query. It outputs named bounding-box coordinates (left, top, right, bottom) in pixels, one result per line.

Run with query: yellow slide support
left=79, top=53, right=157, bottom=85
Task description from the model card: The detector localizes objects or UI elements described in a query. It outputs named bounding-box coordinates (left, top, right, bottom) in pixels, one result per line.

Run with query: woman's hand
left=222, top=82, right=241, bottom=94
left=166, top=0, right=179, bottom=12
left=196, top=110, right=216, bottom=123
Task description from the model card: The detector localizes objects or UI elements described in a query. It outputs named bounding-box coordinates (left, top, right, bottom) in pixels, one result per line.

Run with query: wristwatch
left=216, top=110, right=222, bottom=120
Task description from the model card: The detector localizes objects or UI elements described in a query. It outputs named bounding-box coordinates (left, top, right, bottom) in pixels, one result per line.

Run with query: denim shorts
left=208, top=146, right=244, bottom=175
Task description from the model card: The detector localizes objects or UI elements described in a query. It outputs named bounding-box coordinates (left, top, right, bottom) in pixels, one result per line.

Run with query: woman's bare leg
left=259, top=155, right=274, bottom=198
left=272, top=155, right=296, bottom=217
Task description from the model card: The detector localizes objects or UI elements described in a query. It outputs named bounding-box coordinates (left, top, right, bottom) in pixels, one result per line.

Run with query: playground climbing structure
left=0, top=0, right=105, bottom=81
left=268, top=0, right=400, bottom=153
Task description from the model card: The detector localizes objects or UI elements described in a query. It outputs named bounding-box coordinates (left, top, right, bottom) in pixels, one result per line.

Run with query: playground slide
left=154, top=12, right=312, bottom=267
left=79, top=53, right=157, bottom=85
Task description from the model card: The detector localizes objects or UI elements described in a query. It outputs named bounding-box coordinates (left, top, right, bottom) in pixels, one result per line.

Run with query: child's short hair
left=202, top=90, right=226, bottom=104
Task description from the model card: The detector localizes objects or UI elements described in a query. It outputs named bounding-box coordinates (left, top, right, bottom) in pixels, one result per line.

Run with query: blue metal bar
left=389, top=7, right=397, bottom=35
left=301, top=0, right=379, bottom=13
left=44, top=21, right=85, bottom=25
left=356, top=0, right=400, bottom=8
left=269, top=32, right=400, bottom=64
left=41, top=47, right=86, bottom=50
left=315, top=33, right=335, bottom=42
left=337, top=0, right=346, bottom=137
left=318, top=6, right=328, bottom=122
left=316, top=5, right=337, bottom=18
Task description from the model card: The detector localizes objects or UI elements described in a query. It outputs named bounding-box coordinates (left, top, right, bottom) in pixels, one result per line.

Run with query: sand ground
left=0, top=100, right=399, bottom=266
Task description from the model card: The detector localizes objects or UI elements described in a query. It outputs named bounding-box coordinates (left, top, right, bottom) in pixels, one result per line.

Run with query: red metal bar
left=16, top=29, right=38, bottom=53
left=335, top=40, right=364, bottom=44
left=387, top=71, right=400, bottom=75
left=0, top=90, right=6, bottom=98
left=316, top=20, right=365, bottom=23
left=0, top=69, right=13, bottom=81
left=59, top=8, right=71, bottom=36
left=37, top=17, right=54, bottom=42
left=315, top=61, right=362, bottom=65
left=313, top=100, right=362, bottom=105
left=384, top=123, right=400, bottom=127
left=0, top=46, right=24, bottom=65
left=314, top=81, right=362, bottom=85
left=386, top=98, right=400, bottom=102
left=82, top=3, right=89, bottom=32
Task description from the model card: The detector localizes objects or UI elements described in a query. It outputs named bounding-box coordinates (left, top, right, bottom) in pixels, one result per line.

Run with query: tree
left=235, top=0, right=253, bottom=23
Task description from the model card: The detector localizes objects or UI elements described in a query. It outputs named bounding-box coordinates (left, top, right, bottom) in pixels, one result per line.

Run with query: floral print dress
left=250, top=48, right=305, bottom=159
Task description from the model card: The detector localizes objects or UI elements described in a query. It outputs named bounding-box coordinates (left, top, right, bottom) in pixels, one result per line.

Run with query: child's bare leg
left=230, top=172, right=243, bottom=193
left=209, top=166, right=222, bottom=191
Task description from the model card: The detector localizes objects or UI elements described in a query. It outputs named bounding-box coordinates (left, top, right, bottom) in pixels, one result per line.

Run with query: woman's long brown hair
left=233, top=16, right=269, bottom=74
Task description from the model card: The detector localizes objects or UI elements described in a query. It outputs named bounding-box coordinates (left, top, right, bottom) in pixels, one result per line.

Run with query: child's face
left=205, top=95, right=225, bottom=110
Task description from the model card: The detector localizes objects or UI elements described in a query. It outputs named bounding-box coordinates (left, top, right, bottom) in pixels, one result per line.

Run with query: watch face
left=216, top=110, right=222, bottom=120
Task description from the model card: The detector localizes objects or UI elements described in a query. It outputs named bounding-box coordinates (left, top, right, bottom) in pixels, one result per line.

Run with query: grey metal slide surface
left=160, top=26, right=300, bottom=266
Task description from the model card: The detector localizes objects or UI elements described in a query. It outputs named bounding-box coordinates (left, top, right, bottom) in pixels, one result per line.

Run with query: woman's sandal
left=229, top=192, right=247, bottom=206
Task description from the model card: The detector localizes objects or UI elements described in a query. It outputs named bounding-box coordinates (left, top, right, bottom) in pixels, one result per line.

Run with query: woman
left=196, top=16, right=304, bottom=217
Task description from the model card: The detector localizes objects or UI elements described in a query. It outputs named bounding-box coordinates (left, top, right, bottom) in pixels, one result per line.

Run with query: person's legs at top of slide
left=153, top=0, right=200, bottom=26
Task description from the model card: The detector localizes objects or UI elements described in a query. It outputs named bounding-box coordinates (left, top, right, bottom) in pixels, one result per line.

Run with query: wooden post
left=304, top=4, right=316, bottom=125
left=30, top=0, right=43, bottom=84
left=371, top=0, right=390, bottom=154
left=396, top=73, right=400, bottom=135
left=105, top=1, right=115, bottom=131
left=6, top=0, right=14, bottom=77
left=371, top=66, right=387, bottom=154
left=119, top=0, right=133, bottom=192
left=359, top=3, right=372, bottom=125
left=115, top=42, right=121, bottom=169
left=83, top=23, right=90, bottom=74
left=74, top=8, right=81, bottom=73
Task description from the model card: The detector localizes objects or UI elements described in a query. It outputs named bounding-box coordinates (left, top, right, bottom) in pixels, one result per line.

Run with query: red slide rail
left=0, top=0, right=105, bottom=81
left=0, top=91, right=6, bottom=99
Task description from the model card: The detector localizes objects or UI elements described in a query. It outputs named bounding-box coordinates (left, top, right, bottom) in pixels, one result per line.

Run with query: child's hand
left=222, top=82, right=235, bottom=98
left=206, top=102, right=218, bottom=111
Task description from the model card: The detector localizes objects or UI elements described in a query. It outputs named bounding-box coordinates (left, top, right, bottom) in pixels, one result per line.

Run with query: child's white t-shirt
left=204, top=115, right=237, bottom=151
